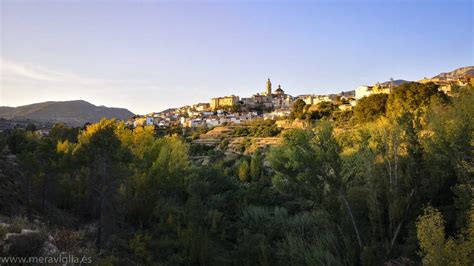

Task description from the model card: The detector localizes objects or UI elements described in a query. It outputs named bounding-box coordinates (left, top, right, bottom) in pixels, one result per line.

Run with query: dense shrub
left=6, top=231, right=47, bottom=257
left=353, top=93, right=388, bottom=122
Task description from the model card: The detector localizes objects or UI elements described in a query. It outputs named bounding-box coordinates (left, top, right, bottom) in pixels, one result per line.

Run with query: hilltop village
left=130, top=78, right=356, bottom=128
left=129, top=73, right=473, bottom=129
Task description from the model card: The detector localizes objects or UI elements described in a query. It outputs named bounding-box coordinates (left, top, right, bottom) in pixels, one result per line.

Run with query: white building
left=145, top=117, right=154, bottom=126
left=298, top=95, right=331, bottom=105
left=355, top=86, right=374, bottom=100
left=206, top=119, right=220, bottom=127
left=355, top=85, right=391, bottom=100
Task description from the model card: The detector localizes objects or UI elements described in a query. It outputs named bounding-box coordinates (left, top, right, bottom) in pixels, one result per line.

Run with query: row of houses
left=210, top=79, right=356, bottom=111
left=130, top=75, right=473, bottom=129
left=128, top=79, right=360, bottom=128
left=129, top=109, right=263, bottom=128
left=355, top=75, right=474, bottom=99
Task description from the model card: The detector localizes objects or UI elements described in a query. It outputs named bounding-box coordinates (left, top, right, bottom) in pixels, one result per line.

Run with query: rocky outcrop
left=0, top=220, right=58, bottom=257
left=434, top=66, right=474, bottom=79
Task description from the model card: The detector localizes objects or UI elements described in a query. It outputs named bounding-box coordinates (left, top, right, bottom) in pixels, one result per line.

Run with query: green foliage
left=97, top=256, right=120, bottom=266
left=238, top=160, right=250, bottom=182
left=234, top=206, right=352, bottom=265
left=308, top=101, right=338, bottom=120
left=250, top=149, right=263, bottom=181
left=277, top=211, right=351, bottom=265
left=219, top=139, right=229, bottom=150
left=354, top=93, right=388, bottom=122
left=6, top=128, right=36, bottom=154
left=387, top=82, right=448, bottom=118
left=8, top=217, right=29, bottom=234
left=416, top=206, right=447, bottom=265
left=291, top=100, right=339, bottom=121
left=129, top=232, right=153, bottom=264
left=1, top=86, right=472, bottom=264
left=49, top=123, right=79, bottom=143
left=333, top=110, right=354, bottom=127
left=422, top=86, right=473, bottom=226
left=0, top=225, right=7, bottom=240
left=291, top=99, right=307, bottom=120
left=416, top=205, right=474, bottom=266
left=268, top=122, right=342, bottom=198
left=6, top=231, right=47, bottom=257
left=232, top=120, right=281, bottom=137
left=268, top=128, right=320, bottom=196
left=190, top=143, right=214, bottom=156
left=149, top=136, right=189, bottom=182
left=237, top=137, right=253, bottom=153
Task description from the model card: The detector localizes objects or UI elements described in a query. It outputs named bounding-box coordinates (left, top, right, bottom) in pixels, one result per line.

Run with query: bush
left=54, top=229, right=87, bottom=252
left=0, top=225, right=7, bottom=239
left=309, top=102, right=338, bottom=120
left=190, top=143, right=214, bottom=156
left=98, top=255, right=120, bottom=266
left=130, top=232, right=153, bottom=264
left=387, top=82, right=448, bottom=117
left=219, top=139, right=229, bottom=150
left=6, top=231, right=46, bottom=257
left=232, top=121, right=281, bottom=138
left=353, top=93, right=388, bottom=122
left=8, top=217, right=29, bottom=234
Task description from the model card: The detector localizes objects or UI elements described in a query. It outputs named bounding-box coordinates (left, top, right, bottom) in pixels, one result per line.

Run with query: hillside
left=380, top=79, right=411, bottom=86
left=0, top=100, right=134, bottom=126
left=0, top=107, right=15, bottom=116
left=433, top=66, right=474, bottom=79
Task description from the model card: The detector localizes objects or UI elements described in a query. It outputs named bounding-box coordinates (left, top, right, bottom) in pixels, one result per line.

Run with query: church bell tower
left=266, top=78, right=272, bottom=95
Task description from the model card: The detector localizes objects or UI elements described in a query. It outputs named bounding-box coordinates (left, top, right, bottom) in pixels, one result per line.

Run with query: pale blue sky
left=1, top=0, right=472, bottom=114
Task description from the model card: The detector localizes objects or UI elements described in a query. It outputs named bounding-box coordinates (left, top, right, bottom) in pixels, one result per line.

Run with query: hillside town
left=128, top=73, right=474, bottom=129
left=129, top=78, right=355, bottom=128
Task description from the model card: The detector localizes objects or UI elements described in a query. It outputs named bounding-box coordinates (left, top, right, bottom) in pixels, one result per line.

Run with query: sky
left=1, top=0, right=473, bottom=114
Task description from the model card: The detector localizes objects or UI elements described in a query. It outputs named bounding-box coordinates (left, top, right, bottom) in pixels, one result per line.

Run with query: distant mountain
left=433, top=66, right=474, bottom=79
left=381, top=79, right=411, bottom=86
left=0, top=107, right=15, bottom=116
left=0, top=100, right=135, bottom=126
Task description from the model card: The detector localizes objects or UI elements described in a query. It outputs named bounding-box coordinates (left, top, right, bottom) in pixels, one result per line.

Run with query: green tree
left=123, top=133, right=189, bottom=228
left=387, top=82, right=448, bottom=119
left=250, top=149, right=263, bottom=181
left=353, top=93, right=388, bottom=122
left=73, top=119, right=131, bottom=251
left=238, top=160, right=250, bottom=182
left=309, top=101, right=338, bottom=120
left=291, top=99, right=306, bottom=120
left=416, top=205, right=473, bottom=266
left=49, top=123, right=79, bottom=143
left=269, top=123, right=363, bottom=251
left=423, top=86, right=473, bottom=227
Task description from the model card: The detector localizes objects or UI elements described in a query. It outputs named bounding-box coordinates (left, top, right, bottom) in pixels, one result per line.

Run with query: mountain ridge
left=433, top=66, right=474, bottom=79
left=0, top=100, right=135, bottom=126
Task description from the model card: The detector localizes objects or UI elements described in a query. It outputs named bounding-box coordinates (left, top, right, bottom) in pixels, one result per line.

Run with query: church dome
left=275, top=85, right=284, bottom=94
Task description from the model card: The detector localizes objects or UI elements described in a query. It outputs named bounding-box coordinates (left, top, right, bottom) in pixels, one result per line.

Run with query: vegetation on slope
left=0, top=83, right=472, bottom=265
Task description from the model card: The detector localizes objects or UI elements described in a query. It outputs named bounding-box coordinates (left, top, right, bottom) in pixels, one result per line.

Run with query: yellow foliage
left=416, top=204, right=474, bottom=266
left=75, top=119, right=118, bottom=147
left=238, top=160, right=250, bottom=182
left=116, top=124, right=155, bottom=159
left=149, top=135, right=189, bottom=180
left=57, top=139, right=73, bottom=153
